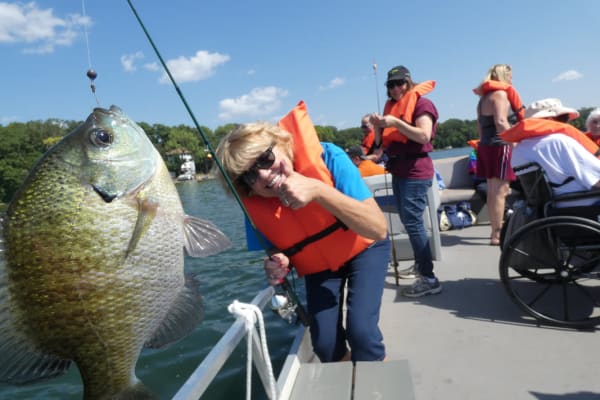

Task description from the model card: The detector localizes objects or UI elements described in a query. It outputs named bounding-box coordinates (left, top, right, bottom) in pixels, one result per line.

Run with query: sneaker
left=397, top=264, right=418, bottom=279
left=402, top=276, right=442, bottom=297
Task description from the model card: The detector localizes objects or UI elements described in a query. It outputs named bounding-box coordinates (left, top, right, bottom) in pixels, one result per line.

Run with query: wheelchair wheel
left=499, top=216, right=600, bottom=328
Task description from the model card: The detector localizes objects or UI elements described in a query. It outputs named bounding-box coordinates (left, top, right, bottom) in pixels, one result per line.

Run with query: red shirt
left=385, top=97, right=438, bottom=179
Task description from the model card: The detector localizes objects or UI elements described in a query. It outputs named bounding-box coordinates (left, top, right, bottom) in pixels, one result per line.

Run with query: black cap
left=346, top=145, right=366, bottom=159
left=386, top=65, right=410, bottom=83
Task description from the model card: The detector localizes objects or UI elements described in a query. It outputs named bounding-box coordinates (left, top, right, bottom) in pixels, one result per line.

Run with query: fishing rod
left=373, top=61, right=400, bottom=285
left=126, top=0, right=310, bottom=326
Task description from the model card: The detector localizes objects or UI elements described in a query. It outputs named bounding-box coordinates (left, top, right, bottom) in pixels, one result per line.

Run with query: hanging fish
left=0, top=105, right=231, bottom=399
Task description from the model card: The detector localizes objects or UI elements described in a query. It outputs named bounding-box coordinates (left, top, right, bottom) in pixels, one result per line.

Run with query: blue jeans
left=392, top=176, right=435, bottom=278
left=304, top=238, right=390, bottom=362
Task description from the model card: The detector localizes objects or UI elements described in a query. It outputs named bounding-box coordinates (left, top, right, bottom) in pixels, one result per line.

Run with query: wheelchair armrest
left=551, top=189, right=600, bottom=203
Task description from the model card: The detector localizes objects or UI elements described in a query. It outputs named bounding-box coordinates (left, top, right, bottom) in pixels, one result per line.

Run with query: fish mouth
left=92, top=185, right=119, bottom=203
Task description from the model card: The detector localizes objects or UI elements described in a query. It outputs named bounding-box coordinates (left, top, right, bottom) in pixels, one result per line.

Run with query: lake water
left=0, top=178, right=299, bottom=400
left=0, top=146, right=470, bottom=399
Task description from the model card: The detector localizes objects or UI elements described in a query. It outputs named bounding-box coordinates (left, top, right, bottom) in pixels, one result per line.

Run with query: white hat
left=525, top=98, right=579, bottom=121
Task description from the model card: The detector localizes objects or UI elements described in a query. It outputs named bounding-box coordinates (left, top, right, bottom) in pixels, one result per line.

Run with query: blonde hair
left=214, top=122, right=294, bottom=197
left=483, top=64, right=512, bottom=84
left=586, top=108, right=600, bottom=131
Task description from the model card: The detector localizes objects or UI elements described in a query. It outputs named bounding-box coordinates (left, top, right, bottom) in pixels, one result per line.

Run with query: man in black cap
left=346, top=145, right=385, bottom=177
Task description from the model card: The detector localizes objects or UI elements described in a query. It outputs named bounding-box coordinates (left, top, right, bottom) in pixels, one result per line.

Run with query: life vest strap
left=281, top=220, right=348, bottom=257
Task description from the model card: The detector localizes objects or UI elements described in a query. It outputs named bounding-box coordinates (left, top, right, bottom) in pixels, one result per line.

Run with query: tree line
left=0, top=108, right=595, bottom=204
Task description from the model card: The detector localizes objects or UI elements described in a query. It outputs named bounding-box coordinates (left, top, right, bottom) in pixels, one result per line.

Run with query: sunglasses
left=239, top=146, right=276, bottom=187
left=386, top=79, right=406, bottom=89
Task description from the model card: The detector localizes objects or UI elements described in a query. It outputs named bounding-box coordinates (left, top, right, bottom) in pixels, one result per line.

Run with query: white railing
left=173, top=286, right=276, bottom=400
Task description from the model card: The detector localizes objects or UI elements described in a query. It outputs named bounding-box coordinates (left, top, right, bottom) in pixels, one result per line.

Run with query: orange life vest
left=361, top=130, right=375, bottom=154
left=500, top=119, right=600, bottom=157
left=473, top=81, right=525, bottom=122
left=382, top=80, right=435, bottom=146
left=358, top=159, right=386, bottom=177
left=467, top=139, right=479, bottom=149
left=242, top=101, right=373, bottom=276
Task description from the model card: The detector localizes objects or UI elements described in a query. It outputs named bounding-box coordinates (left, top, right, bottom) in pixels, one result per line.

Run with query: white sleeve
left=554, top=136, right=600, bottom=190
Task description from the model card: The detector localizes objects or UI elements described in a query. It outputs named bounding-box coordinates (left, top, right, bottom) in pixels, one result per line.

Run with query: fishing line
left=126, top=0, right=309, bottom=326
left=373, top=61, right=400, bottom=285
left=81, top=0, right=99, bottom=105
left=372, top=61, right=381, bottom=114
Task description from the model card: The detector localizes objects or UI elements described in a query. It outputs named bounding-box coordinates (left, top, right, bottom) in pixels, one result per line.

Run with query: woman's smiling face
left=245, top=145, right=291, bottom=197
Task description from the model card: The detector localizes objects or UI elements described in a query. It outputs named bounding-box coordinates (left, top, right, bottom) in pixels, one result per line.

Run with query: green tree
left=334, top=127, right=363, bottom=150
left=434, top=118, right=478, bottom=149
left=315, top=125, right=337, bottom=143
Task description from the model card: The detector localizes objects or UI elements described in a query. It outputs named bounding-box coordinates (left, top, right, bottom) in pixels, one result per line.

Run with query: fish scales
left=0, top=106, right=231, bottom=399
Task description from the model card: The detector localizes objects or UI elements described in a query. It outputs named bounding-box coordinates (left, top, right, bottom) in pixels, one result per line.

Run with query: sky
left=1, top=0, right=600, bottom=131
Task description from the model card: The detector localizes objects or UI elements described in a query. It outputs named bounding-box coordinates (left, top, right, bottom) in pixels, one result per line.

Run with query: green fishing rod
left=373, top=61, right=400, bottom=285
left=126, top=0, right=310, bottom=326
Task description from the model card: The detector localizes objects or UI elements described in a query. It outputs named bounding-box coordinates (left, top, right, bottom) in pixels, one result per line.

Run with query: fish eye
left=90, top=128, right=113, bottom=148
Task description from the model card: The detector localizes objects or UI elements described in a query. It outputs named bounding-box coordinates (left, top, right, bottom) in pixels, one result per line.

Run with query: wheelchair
left=499, top=162, right=600, bottom=328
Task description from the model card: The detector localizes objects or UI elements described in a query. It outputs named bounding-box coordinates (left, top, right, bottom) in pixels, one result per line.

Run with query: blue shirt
left=245, top=142, right=372, bottom=251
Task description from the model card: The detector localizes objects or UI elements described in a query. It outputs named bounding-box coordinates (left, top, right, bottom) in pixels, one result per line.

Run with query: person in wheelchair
left=585, top=107, right=600, bottom=145
left=500, top=98, right=600, bottom=207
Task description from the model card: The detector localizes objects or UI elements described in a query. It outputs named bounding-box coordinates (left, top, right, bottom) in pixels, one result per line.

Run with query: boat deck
left=379, top=223, right=600, bottom=400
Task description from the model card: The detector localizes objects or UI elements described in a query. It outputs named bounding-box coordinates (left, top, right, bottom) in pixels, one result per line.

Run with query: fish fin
left=126, top=198, right=158, bottom=257
left=144, top=274, right=204, bottom=349
left=183, top=215, right=232, bottom=257
left=0, top=342, right=72, bottom=384
left=0, top=222, right=72, bottom=383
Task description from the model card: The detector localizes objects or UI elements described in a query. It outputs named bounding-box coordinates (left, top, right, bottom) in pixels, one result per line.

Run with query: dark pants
left=304, top=238, right=390, bottom=362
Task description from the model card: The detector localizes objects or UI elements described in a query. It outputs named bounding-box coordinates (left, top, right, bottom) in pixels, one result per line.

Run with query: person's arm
left=314, top=188, right=387, bottom=240
left=379, top=113, right=433, bottom=144
left=277, top=159, right=388, bottom=241
left=369, top=111, right=433, bottom=145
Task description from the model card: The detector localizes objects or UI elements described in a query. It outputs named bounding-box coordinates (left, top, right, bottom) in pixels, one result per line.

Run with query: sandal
left=489, top=238, right=500, bottom=246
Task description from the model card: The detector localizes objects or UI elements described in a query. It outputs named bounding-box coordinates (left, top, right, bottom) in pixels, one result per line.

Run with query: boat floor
left=380, top=223, right=600, bottom=400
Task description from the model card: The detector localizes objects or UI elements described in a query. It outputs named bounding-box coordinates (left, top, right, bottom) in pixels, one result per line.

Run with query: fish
left=0, top=105, right=231, bottom=399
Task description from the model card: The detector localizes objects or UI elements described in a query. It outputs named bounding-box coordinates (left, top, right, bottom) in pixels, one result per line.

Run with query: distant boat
left=176, top=154, right=196, bottom=181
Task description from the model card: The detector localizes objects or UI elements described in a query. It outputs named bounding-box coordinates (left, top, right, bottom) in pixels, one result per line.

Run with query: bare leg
left=487, top=177, right=510, bottom=244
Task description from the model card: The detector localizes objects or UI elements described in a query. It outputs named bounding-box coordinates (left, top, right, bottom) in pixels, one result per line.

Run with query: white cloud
left=158, top=50, right=230, bottom=84
left=121, top=51, right=144, bottom=72
left=319, top=77, right=346, bottom=91
left=552, top=70, right=583, bottom=82
left=144, top=62, right=160, bottom=71
left=218, top=86, right=289, bottom=120
left=0, top=2, right=90, bottom=54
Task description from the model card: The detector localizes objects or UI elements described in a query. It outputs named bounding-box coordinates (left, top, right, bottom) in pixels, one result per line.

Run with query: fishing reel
left=270, top=278, right=311, bottom=326
left=270, top=290, right=298, bottom=324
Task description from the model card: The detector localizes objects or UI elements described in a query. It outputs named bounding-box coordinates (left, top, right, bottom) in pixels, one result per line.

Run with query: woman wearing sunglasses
left=214, top=102, right=391, bottom=363
left=369, top=65, right=442, bottom=298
